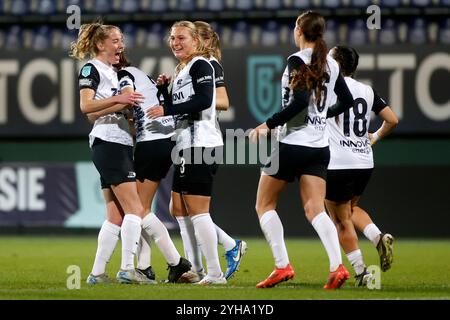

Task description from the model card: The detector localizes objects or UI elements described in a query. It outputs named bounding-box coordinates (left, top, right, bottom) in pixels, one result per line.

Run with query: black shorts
left=91, top=138, right=135, bottom=189
left=326, top=168, right=373, bottom=202
left=134, top=138, right=175, bottom=182
left=263, top=142, right=330, bottom=182
left=172, top=147, right=219, bottom=196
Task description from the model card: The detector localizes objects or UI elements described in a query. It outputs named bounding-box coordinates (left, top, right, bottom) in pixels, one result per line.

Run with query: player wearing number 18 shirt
left=325, top=46, right=399, bottom=286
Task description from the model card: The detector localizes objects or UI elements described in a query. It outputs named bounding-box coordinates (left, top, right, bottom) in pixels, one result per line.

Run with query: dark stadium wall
left=0, top=139, right=449, bottom=237
left=0, top=45, right=449, bottom=237
left=0, top=45, right=449, bottom=137
left=210, top=164, right=450, bottom=238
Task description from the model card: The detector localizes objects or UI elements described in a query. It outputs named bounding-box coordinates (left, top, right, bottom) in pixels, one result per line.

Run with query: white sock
left=92, top=220, right=120, bottom=276
left=259, top=210, right=289, bottom=269
left=137, top=233, right=152, bottom=270
left=215, top=224, right=236, bottom=252
left=120, top=214, right=142, bottom=270
left=191, top=213, right=222, bottom=278
left=142, top=212, right=181, bottom=266
left=176, top=216, right=204, bottom=272
left=363, top=223, right=382, bottom=246
left=311, top=212, right=342, bottom=272
left=346, top=249, right=366, bottom=275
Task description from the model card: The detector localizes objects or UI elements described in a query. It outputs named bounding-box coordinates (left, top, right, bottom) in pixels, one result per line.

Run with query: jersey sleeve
left=78, top=63, right=100, bottom=91
left=210, top=60, right=225, bottom=88
left=372, top=89, right=388, bottom=115
left=287, top=55, right=304, bottom=82
left=266, top=56, right=310, bottom=129
left=117, top=69, right=135, bottom=92
left=163, top=59, right=214, bottom=116
left=326, top=74, right=354, bottom=118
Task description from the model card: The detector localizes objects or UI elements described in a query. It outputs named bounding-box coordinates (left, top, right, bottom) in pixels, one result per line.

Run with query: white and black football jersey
left=78, top=58, right=133, bottom=147
left=170, top=56, right=223, bottom=150
left=278, top=48, right=340, bottom=148
left=118, top=66, right=175, bottom=142
left=327, top=77, right=388, bottom=169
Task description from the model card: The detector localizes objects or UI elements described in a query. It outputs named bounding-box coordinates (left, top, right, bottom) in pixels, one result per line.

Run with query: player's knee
left=255, top=201, right=272, bottom=216
left=108, top=215, right=123, bottom=226
left=303, top=202, right=323, bottom=221
left=134, top=204, right=146, bottom=217
left=255, top=202, right=266, bottom=215
left=303, top=202, right=314, bottom=217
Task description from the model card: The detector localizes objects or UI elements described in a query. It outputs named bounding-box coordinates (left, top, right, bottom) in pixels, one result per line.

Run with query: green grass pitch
left=0, top=236, right=449, bottom=300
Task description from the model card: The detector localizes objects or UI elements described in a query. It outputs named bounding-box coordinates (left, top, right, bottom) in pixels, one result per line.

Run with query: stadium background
left=0, top=0, right=449, bottom=239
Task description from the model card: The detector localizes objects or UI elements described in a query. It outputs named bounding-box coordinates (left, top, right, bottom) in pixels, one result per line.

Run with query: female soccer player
left=250, top=11, right=354, bottom=289
left=148, top=21, right=226, bottom=285
left=163, top=20, right=247, bottom=283
left=325, top=46, right=398, bottom=284
left=87, top=52, right=193, bottom=283
left=70, top=22, right=154, bottom=284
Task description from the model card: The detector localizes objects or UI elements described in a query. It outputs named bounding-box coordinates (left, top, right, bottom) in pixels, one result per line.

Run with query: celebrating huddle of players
left=69, top=10, right=397, bottom=289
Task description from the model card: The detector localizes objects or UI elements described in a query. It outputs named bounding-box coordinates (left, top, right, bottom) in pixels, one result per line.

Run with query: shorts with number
left=134, top=138, right=175, bottom=182
left=325, top=168, right=373, bottom=202
left=263, top=142, right=330, bottom=182
left=91, top=138, right=135, bottom=189
left=172, top=147, right=219, bottom=196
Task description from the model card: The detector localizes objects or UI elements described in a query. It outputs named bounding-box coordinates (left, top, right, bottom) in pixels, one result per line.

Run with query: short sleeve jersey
left=326, top=77, right=388, bottom=169
left=118, top=66, right=175, bottom=142
left=277, top=48, right=340, bottom=148
left=171, top=56, right=223, bottom=150
left=78, top=58, right=133, bottom=147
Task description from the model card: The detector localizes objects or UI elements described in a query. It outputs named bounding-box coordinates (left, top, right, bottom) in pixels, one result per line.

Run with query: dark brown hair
left=290, top=11, right=329, bottom=107
left=330, top=45, right=359, bottom=77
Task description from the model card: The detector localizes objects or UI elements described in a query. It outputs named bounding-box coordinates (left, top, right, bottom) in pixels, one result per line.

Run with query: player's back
left=119, top=66, right=175, bottom=142
left=119, top=66, right=160, bottom=110
left=279, top=49, right=340, bottom=148
left=327, top=77, right=375, bottom=169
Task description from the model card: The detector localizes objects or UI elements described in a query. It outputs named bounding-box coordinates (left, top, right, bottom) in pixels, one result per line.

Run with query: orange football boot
left=323, top=264, right=350, bottom=290
left=256, top=264, right=295, bottom=288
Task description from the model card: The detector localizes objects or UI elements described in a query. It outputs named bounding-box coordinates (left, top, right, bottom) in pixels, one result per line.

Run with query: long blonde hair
left=169, top=21, right=212, bottom=74
left=69, top=22, right=120, bottom=60
left=194, top=21, right=222, bottom=61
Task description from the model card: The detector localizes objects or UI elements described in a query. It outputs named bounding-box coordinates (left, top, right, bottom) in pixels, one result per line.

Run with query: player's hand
left=249, top=123, right=270, bottom=143
left=114, top=92, right=144, bottom=106
left=157, top=74, right=171, bottom=87
left=368, top=133, right=377, bottom=146
left=86, top=113, right=97, bottom=124
left=147, top=105, right=165, bottom=119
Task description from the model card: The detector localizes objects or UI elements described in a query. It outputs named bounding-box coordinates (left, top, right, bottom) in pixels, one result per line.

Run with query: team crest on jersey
left=81, top=65, right=92, bottom=77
